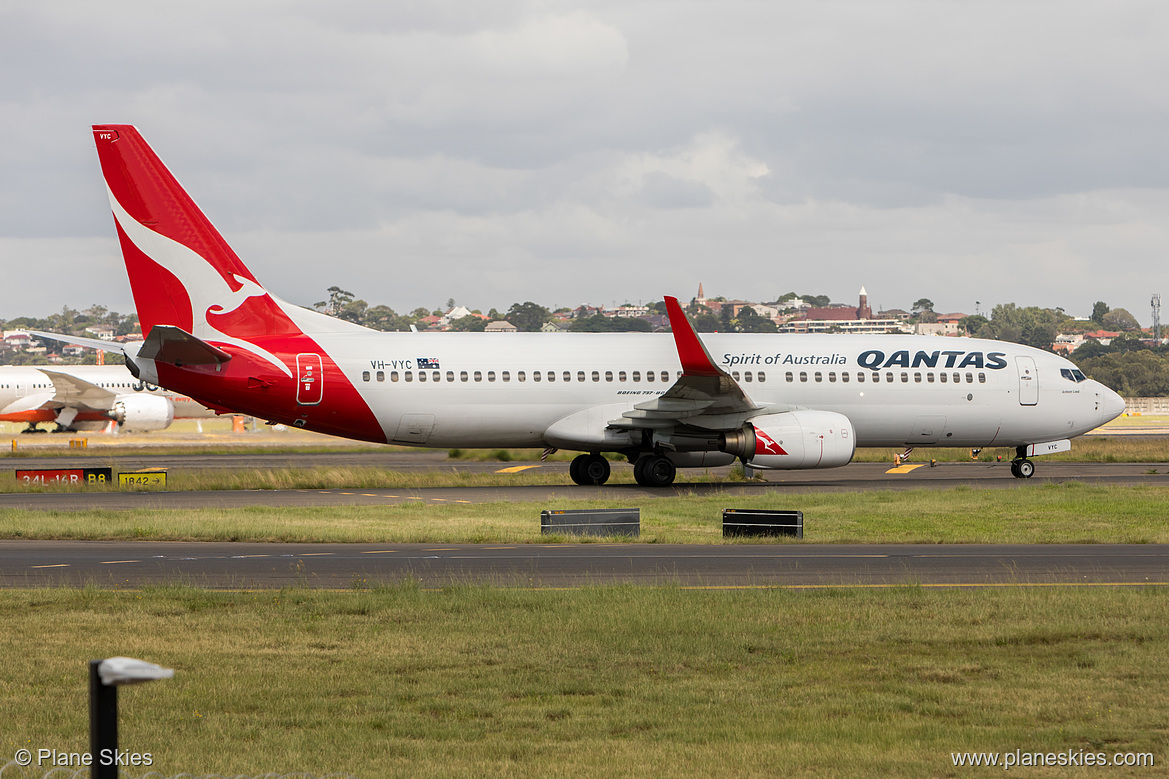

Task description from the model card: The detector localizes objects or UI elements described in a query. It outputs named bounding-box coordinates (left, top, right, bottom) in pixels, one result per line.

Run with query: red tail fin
left=92, top=125, right=297, bottom=341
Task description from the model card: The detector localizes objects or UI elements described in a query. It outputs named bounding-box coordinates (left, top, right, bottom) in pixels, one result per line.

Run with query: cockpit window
left=1061, top=368, right=1088, bottom=383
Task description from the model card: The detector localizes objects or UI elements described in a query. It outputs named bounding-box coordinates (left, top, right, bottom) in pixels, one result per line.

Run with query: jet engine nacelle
left=111, top=394, right=175, bottom=432
left=721, top=410, right=855, bottom=470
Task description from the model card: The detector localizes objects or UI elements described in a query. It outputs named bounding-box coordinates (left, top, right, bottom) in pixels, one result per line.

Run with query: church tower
left=857, top=286, right=872, bottom=320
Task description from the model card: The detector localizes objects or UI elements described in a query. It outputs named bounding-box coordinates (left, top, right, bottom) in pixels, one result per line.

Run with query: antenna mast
left=1153, top=294, right=1162, bottom=341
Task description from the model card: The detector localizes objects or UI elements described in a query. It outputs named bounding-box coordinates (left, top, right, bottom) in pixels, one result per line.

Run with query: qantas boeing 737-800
left=35, top=125, right=1126, bottom=486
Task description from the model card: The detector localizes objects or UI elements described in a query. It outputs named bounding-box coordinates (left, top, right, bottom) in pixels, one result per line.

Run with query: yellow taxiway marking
left=496, top=465, right=541, bottom=473
left=100, top=560, right=140, bottom=565
left=31, top=564, right=69, bottom=569
left=362, top=493, right=378, bottom=497
left=362, top=550, right=398, bottom=554
left=424, top=548, right=459, bottom=552
left=455, top=500, right=473, bottom=504
left=296, top=553, right=334, bottom=556
left=886, top=464, right=925, bottom=474
left=483, top=546, right=515, bottom=550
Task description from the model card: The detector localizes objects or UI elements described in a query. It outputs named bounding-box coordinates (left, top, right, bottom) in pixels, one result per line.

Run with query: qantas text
left=858, top=350, right=1007, bottom=370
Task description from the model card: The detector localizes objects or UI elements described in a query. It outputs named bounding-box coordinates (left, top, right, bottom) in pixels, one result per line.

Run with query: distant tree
left=449, top=315, right=487, bottom=332
left=364, top=305, right=412, bottom=331
left=505, top=301, right=552, bottom=332
left=736, top=306, right=778, bottom=333
left=1102, top=308, right=1141, bottom=332
left=912, top=298, right=934, bottom=314
left=314, top=286, right=354, bottom=316
left=447, top=297, right=456, bottom=309
left=1091, top=301, right=1110, bottom=326
left=692, top=313, right=720, bottom=332
left=649, top=301, right=668, bottom=315
left=569, top=315, right=651, bottom=333
left=959, top=315, right=988, bottom=335
left=410, top=307, right=431, bottom=320
left=801, top=294, right=830, bottom=308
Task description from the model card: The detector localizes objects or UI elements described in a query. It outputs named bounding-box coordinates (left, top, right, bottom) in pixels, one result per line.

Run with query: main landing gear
left=569, top=453, right=611, bottom=485
left=1010, top=445, right=1035, bottom=479
left=633, top=454, right=676, bottom=488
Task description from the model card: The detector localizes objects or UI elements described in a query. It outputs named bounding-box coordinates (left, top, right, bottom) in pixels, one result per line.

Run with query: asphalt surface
left=2, top=460, right=1169, bottom=510
left=4, top=452, right=1169, bottom=589
left=3, top=540, right=1167, bottom=589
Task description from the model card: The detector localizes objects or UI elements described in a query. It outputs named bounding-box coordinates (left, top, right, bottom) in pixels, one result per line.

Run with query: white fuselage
left=296, top=332, right=1123, bottom=450
left=0, top=365, right=217, bottom=422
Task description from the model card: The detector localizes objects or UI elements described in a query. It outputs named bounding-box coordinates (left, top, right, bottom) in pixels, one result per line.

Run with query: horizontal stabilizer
left=139, top=325, right=232, bottom=367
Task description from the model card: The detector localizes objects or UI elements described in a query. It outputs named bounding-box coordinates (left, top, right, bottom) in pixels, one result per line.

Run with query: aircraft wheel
left=571, top=454, right=610, bottom=485
left=635, top=455, right=676, bottom=487
left=569, top=454, right=589, bottom=485
left=1009, top=461, right=1020, bottom=478
left=1016, top=459, right=1035, bottom=479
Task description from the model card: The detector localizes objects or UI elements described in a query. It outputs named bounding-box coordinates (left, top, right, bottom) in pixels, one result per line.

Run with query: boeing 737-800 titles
left=0, top=364, right=217, bottom=433
left=38, top=125, right=1126, bottom=485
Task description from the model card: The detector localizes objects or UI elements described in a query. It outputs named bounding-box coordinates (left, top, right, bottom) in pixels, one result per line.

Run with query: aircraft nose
left=1100, top=385, right=1126, bottom=423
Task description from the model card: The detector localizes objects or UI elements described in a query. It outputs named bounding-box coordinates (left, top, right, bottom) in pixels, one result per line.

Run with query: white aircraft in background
left=0, top=364, right=217, bottom=433
left=40, top=124, right=1124, bottom=485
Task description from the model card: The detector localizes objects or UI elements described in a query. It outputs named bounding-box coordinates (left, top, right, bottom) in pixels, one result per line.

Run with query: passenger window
left=419, top=371, right=427, bottom=382
left=405, top=371, right=413, bottom=382
left=446, top=371, right=454, bottom=382
left=518, top=371, right=526, bottom=382
left=662, top=371, right=670, bottom=382
left=744, top=371, right=752, bottom=382
left=841, top=372, right=848, bottom=383
left=757, top=372, right=766, bottom=383
left=487, top=371, right=496, bottom=382
left=605, top=371, right=613, bottom=382
left=857, top=372, right=865, bottom=383
left=563, top=371, right=571, bottom=382
left=800, top=372, right=808, bottom=382
left=952, top=372, right=960, bottom=383
left=474, top=371, right=482, bottom=382
left=914, top=373, right=921, bottom=383
left=786, top=371, right=794, bottom=382
left=533, top=371, right=541, bottom=382
left=592, top=371, right=600, bottom=382
left=548, top=372, right=555, bottom=382
left=391, top=371, right=399, bottom=382
left=965, top=373, right=973, bottom=383
left=927, top=373, right=934, bottom=383
left=828, top=372, right=835, bottom=382
left=632, top=371, right=641, bottom=382
left=362, top=371, right=371, bottom=382
left=940, top=372, right=947, bottom=383
left=646, top=370, right=654, bottom=382
left=433, top=371, right=440, bottom=382
left=732, top=371, right=741, bottom=380
left=871, top=372, right=880, bottom=383
left=815, top=372, right=823, bottom=383
left=886, top=372, right=894, bottom=383
left=619, top=371, right=627, bottom=381
left=502, top=371, right=511, bottom=382
left=460, top=371, right=468, bottom=382
left=578, top=371, right=586, bottom=382
left=978, top=373, right=986, bottom=384
left=375, top=370, right=384, bottom=382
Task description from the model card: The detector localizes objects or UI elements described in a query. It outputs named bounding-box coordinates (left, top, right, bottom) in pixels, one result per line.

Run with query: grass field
left=2, top=585, right=1165, bottom=777
left=4, top=483, right=1169, bottom=545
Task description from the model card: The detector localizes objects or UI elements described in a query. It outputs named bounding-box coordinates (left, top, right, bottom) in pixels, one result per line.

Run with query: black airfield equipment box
left=541, top=508, right=640, bottom=537
left=722, top=509, right=804, bottom=539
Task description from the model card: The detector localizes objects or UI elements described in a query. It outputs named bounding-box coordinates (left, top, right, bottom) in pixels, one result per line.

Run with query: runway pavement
left=1, top=461, right=1168, bottom=510
left=3, top=540, right=1168, bottom=589
left=4, top=454, right=1169, bottom=590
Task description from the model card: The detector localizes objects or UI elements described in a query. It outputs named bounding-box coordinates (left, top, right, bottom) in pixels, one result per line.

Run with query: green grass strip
left=4, top=483, right=1169, bottom=544
left=1, top=585, right=1165, bottom=777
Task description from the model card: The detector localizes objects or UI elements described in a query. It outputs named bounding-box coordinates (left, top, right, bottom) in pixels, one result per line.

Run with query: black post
left=89, top=659, right=118, bottom=779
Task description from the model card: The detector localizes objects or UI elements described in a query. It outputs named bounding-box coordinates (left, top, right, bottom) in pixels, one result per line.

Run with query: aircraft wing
left=37, top=370, right=119, bottom=412
left=611, top=297, right=783, bottom=432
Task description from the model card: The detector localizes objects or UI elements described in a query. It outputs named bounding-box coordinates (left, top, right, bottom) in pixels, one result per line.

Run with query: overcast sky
left=3, top=1, right=1169, bottom=324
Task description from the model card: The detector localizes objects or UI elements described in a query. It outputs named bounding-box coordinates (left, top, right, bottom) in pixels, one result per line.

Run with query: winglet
left=664, top=296, right=725, bottom=377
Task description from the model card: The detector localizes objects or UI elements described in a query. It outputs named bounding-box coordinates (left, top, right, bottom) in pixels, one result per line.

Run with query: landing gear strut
left=633, top=454, right=676, bottom=487
left=1010, top=446, right=1035, bottom=479
left=570, top=453, right=611, bottom=485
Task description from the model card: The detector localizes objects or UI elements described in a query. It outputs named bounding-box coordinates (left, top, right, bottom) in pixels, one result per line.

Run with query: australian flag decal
left=417, top=357, right=441, bottom=369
